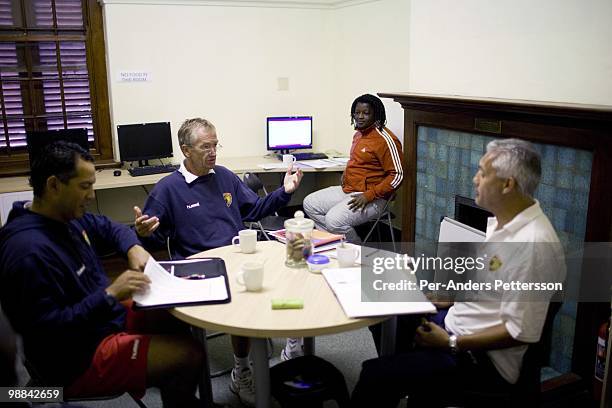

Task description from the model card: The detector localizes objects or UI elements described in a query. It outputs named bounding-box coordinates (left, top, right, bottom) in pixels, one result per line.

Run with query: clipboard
left=133, top=257, right=232, bottom=310
left=159, top=257, right=228, bottom=279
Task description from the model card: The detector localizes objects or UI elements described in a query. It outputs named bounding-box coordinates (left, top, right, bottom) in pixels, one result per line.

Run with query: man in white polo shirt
left=351, top=138, right=566, bottom=407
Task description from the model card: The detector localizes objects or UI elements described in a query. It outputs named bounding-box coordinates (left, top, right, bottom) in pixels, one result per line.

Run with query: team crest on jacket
left=223, top=193, right=232, bottom=207
left=489, top=255, right=502, bottom=271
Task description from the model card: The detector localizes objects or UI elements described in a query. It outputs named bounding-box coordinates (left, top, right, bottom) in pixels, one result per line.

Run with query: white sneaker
left=280, top=338, right=304, bottom=361
left=229, top=368, right=255, bottom=407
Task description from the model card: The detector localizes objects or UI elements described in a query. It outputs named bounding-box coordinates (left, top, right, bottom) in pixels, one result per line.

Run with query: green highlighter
left=271, top=299, right=304, bottom=310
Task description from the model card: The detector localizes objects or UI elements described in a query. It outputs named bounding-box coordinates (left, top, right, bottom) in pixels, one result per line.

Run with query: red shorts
left=64, top=301, right=151, bottom=399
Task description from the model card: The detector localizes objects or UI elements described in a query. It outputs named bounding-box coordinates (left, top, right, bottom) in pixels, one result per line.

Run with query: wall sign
left=118, top=71, right=152, bottom=82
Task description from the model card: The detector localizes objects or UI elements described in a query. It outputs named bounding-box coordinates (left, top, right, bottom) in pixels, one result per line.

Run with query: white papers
left=133, top=258, right=228, bottom=308
left=439, top=217, right=485, bottom=243
left=327, top=157, right=349, bottom=165
left=322, top=268, right=435, bottom=318
left=256, top=162, right=311, bottom=170
left=257, top=159, right=346, bottom=170
left=257, top=163, right=289, bottom=170
left=296, top=159, right=341, bottom=169
left=313, top=242, right=340, bottom=253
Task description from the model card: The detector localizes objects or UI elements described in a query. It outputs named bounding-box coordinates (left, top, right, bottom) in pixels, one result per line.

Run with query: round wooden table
left=171, top=240, right=387, bottom=408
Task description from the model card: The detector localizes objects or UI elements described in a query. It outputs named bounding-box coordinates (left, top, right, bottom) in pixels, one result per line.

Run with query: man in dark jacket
left=133, top=117, right=303, bottom=259
left=0, top=141, right=203, bottom=407
left=134, top=117, right=304, bottom=406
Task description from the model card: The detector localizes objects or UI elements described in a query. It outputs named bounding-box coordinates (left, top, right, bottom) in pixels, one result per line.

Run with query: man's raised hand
left=283, top=165, right=304, bottom=194
left=134, top=206, right=159, bottom=237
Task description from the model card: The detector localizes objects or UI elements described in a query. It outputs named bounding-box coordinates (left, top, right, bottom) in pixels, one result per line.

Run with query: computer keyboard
left=293, top=152, right=328, bottom=161
left=128, top=164, right=179, bottom=177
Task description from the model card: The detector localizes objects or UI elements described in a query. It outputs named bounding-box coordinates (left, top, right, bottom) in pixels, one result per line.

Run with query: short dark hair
left=350, top=94, right=387, bottom=130
left=29, top=141, right=94, bottom=198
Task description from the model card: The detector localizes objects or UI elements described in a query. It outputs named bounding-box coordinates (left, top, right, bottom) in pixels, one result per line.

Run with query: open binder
left=133, top=257, right=231, bottom=310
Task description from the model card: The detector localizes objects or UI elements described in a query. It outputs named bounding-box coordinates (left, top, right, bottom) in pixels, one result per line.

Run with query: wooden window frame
left=0, top=0, right=114, bottom=176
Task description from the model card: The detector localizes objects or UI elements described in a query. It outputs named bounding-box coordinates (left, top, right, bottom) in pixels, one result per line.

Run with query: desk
left=171, top=240, right=390, bottom=408
left=0, top=155, right=345, bottom=194
left=0, top=156, right=346, bottom=224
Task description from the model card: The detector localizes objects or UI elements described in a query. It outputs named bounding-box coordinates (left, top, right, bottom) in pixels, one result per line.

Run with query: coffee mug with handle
left=235, top=261, right=264, bottom=291
left=232, top=229, right=257, bottom=253
left=337, top=244, right=360, bottom=267
left=282, top=154, right=297, bottom=168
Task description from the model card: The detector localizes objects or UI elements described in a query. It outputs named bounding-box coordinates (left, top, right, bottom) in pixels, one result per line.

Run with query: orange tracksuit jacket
left=342, top=125, right=405, bottom=202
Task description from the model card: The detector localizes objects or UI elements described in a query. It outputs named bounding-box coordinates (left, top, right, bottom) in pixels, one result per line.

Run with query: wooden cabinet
left=380, top=92, right=612, bottom=391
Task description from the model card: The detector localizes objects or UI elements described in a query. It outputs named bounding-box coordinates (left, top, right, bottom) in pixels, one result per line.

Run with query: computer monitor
left=266, top=116, right=312, bottom=153
left=26, top=128, right=89, bottom=167
left=454, top=195, right=493, bottom=233
left=117, top=122, right=173, bottom=166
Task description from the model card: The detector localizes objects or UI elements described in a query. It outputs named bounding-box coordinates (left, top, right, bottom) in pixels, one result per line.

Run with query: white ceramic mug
left=232, top=229, right=257, bottom=253
left=282, top=154, right=297, bottom=168
left=337, top=244, right=360, bottom=267
left=235, top=261, right=264, bottom=291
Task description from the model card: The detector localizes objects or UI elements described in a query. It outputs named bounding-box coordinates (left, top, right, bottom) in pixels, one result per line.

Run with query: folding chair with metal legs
left=243, top=172, right=288, bottom=240
left=362, top=196, right=397, bottom=252
left=248, top=220, right=272, bottom=241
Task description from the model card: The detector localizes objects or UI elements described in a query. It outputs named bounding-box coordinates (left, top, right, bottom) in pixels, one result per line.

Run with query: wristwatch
left=448, top=334, right=459, bottom=354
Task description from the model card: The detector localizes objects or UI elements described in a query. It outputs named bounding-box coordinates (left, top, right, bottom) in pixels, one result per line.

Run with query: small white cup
left=337, top=244, right=359, bottom=267
left=236, top=261, right=264, bottom=291
left=232, top=229, right=257, bottom=254
left=282, top=154, right=297, bottom=168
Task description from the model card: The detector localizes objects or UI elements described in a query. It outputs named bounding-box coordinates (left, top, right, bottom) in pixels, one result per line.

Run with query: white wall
left=100, top=0, right=409, bottom=223
left=330, top=0, right=411, bottom=145
left=102, top=0, right=411, bottom=163
left=98, top=0, right=612, bottom=223
left=408, top=0, right=612, bottom=105
left=103, top=3, right=334, bottom=162
left=102, top=0, right=612, bottom=165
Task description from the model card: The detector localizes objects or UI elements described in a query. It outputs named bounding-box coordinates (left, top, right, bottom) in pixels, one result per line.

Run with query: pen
left=183, top=274, right=206, bottom=280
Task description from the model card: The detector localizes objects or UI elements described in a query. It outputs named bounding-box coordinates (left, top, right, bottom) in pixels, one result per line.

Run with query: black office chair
left=24, top=358, right=148, bottom=407
left=242, top=172, right=288, bottom=239
left=361, top=193, right=397, bottom=252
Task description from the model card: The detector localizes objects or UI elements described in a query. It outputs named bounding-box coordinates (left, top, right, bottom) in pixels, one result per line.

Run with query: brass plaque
left=474, top=118, right=502, bottom=134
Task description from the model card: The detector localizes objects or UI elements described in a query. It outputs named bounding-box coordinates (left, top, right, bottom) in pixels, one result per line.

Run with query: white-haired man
left=351, top=138, right=566, bottom=407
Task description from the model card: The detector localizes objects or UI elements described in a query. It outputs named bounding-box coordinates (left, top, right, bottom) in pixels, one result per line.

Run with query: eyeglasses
left=186, top=143, right=223, bottom=153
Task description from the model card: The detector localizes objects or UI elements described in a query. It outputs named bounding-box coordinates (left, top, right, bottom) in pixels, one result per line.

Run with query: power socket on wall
left=277, top=77, right=289, bottom=91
